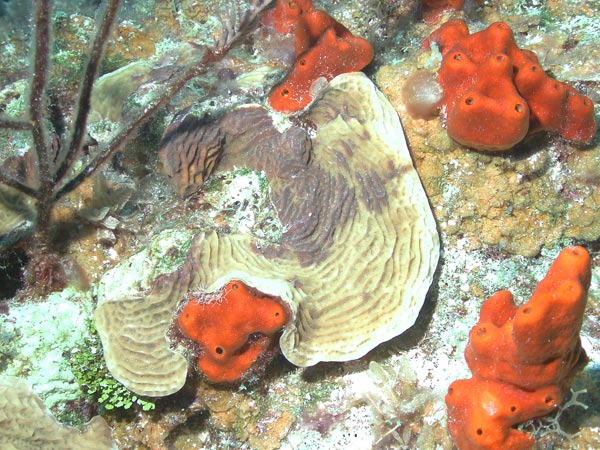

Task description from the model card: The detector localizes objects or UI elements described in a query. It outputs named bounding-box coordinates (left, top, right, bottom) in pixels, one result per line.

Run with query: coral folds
left=177, top=280, right=290, bottom=383
left=96, top=74, right=440, bottom=395
left=264, top=0, right=373, bottom=113
left=446, top=246, right=591, bottom=450
left=425, top=20, right=597, bottom=151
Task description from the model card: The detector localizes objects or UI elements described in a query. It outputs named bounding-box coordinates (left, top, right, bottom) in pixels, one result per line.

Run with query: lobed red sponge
left=425, top=20, right=597, bottom=151
left=264, top=0, right=373, bottom=113
left=421, top=0, right=466, bottom=24
left=177, top=280, right=290, bottom=383
left=446, top=246, right=591, bottom=450
left=262, top=0, right=313, bottom=35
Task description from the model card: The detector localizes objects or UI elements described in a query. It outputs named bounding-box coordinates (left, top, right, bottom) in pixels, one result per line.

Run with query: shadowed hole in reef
left=0, top=248, right=28, bottom=300
left=164, top=409, right=211, bottom=447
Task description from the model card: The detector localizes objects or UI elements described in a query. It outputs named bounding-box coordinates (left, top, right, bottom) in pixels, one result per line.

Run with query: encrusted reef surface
left=1, top=1, right=599, bottom=450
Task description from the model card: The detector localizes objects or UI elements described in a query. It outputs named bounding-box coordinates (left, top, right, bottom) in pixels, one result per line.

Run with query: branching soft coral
left=0, top=0, right=276, bottom=294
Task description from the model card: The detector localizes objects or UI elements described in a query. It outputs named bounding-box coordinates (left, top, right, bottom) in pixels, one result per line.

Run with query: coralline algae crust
left=1, top=288, right=94, bottom=410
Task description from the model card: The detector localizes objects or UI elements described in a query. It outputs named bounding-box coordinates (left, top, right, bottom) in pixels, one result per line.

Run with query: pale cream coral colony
left=94, top=73, right=440, bottom=396
left=0, top=377, right=115, bottom=449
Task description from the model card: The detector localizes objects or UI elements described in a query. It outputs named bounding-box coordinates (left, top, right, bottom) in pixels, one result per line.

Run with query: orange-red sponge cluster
left=425, top=20, right=597, bottom=151
left=177, top=280, right=290, bottom=383
left=264, top=0, right=373, bottom=113
left=421, top=0, right=465, bottom=23
left=446, top=246, right=591, bottom=450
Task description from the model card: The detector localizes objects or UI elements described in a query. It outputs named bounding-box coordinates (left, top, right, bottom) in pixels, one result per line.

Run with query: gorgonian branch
left=3, top=0, right=277, bottom=212
left=54, top=63, right=204, bottom=200
left=29, top=0, right=52, bottom=195
left=56, top=0, right=275, bottom=200
left=53, top=0, right=122, bottom=184
left=0, top=171, right=40, bottom=199
left=0, top=116, right=32, bottom=130
left=210, top=0, right=275, bottom=60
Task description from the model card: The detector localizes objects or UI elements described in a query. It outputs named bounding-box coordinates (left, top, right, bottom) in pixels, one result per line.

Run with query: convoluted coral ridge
left=159, top=115, right=225, bottom=197
left=95, top=73, right=439, bottom=393
left=94, top=230, right=193, bottom=396
left=180, top=72, right=440, bottom=367
left=0, top=376, right=115, bottom=450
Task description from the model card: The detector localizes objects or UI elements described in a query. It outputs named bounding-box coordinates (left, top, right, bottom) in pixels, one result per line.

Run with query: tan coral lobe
left=0, top=376, right=115, bottom=449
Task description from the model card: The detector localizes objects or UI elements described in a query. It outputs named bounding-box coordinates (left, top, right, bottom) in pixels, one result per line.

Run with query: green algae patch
left=69, top=320, right=155, bottom=412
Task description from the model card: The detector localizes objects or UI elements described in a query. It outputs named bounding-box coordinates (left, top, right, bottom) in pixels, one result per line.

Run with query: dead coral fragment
left=177, top=280, right=290, bottom=382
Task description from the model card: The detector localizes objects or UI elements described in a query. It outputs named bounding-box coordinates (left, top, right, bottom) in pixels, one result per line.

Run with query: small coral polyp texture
left=177, top=280, right=290, bottom=383
left=425, top=20, right=597, bottom=151
left=446, top=246, right=591, bottom=450
left=264, top=0, right=373, bottom=113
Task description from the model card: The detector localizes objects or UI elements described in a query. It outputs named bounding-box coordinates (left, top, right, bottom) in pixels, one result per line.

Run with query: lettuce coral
left=95, top=73, right=439, bottom=396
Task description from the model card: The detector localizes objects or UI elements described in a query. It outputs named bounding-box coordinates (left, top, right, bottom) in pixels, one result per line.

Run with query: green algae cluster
left=69, top=320, right=155, bottom=412
left=0, top=320, right=20, bottom=372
